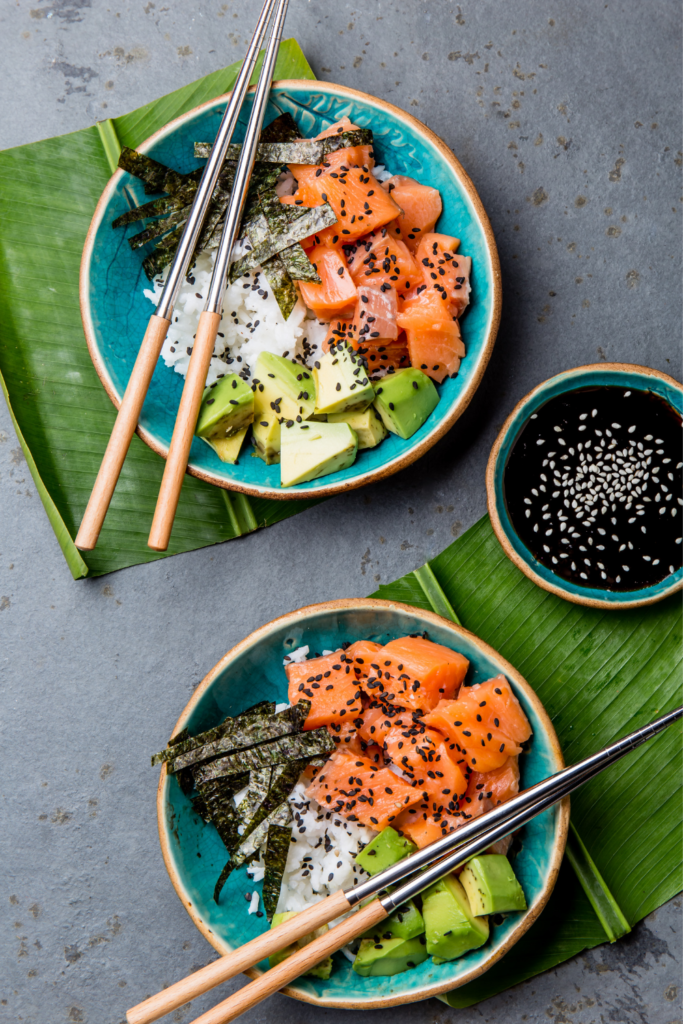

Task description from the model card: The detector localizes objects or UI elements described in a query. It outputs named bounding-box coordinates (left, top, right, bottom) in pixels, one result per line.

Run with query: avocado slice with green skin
left=373, top=368, right=439, bottom=440
left=196, top=373, right=254, bottom=440
left=328, top=406, right=388, bottom=449
left=257, top=351, right=317, bottom=420
left=268, top=911, right=333, bottom=979
left=422, top=873, right=489, bottom=961
left=352, top=935, right=428, bottom=977
left=363, top=899, right=424, bottom=942
left=280, top=420, right=358, bottom=487
left=251, top=354, right=302, bottom=464
left=313, top=342, right=375, bottom=416
left=356, top=826, right=418, bottom=876
left=200, top=427, right=248, bottom=464
left=460, top=855, right=527, bottom=916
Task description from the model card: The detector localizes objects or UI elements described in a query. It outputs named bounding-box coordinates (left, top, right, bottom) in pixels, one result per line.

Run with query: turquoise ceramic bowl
left=487, top=363, right=683, bottom=610
left=81, top=81, right=501, bottom=500
left=157, top=598, right=567, bottom=1009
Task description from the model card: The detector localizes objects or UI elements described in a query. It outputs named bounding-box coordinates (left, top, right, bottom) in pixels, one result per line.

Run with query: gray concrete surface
left=1, top=0, right=681, bottom=1022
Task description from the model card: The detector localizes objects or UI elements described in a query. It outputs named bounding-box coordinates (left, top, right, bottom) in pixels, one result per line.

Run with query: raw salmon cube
left=381, top=175, right=443, bottom=252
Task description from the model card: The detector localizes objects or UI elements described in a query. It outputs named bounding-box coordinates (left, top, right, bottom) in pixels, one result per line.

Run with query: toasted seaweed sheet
left=151, top=700, right=275, bottom=767
left=262, top=823, right=292, bottom=920
left=259, top=112, right=301, bottom=145
left=262, top=255, right=299, bottom=320
left=214, top=799, right=292, bottom=903
left=167, top=701, right=310, bottom=774
left=193, top=129, right=373, bottom=166
left=259, top=190, right=321, bottom=285
left=195, top=726, right=334, bottom=784
left=279, top=243, right=321, bottom=283
left=230, top=204, right=336, bottom=280
left=118, top=146, right=186, bottom=195
left=244, top=210, right=299, bottom=319
left=241, top=758, right=308, bottom=846
left=193, top=771, right=249, bottom=852
left=235, top=767, right=272, bottom=836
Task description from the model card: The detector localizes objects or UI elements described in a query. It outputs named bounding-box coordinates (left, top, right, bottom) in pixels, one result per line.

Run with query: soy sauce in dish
left=504, top=386, right=682, bottom=591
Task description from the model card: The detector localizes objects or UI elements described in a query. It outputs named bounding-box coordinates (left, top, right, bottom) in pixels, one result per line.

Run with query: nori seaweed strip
left=128, top=208, right=190, bottom=250
left=259, top=112, right=301, bottom=144
left=245, top=211, right=298, bottom=319
left=143, top=245, right=175, bottom=280
left=194, top=727, right=335, bottom=784
left=151, top=701, right=275, bottom=767
left=230, top=204, right=337, bottom=280
left=214, top=800, right=292, bottom=903
left=113, top=192, right=189, bottom=228
left=259, top=188, right=299, bottom=236
left=165, top=727, right=194, bottom=795
left=261, top=255, right=299, bottom=320
left=193, top=130, right=374, bottom=166
left=321, top=128, right=373, bottom=153
left=194, top=771, right=249, bottom=852
left=238, top=758, right=306, bottom=846
left=279, top=243, right=321, bottom=283
left=234, top=767, right=272, bottom=836
left=262, top=823, right=292, bottom=921
left=117, top=147, right=204, bottom=197
left=167, top=702, right=310, bottom=774
left=258, top=191, right=321, bottom=285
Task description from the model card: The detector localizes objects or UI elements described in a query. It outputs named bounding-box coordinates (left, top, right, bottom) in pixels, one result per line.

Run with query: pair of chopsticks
left=75, top=0, right=290, bottom=554
left=127, top=706, right=682, bottom=1024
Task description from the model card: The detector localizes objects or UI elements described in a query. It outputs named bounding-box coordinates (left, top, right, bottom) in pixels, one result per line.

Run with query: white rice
left=276, top=780, right=377, bottom=915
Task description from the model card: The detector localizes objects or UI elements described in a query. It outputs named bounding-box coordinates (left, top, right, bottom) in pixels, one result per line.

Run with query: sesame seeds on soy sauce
left=504, top=387, right=682, bottom=591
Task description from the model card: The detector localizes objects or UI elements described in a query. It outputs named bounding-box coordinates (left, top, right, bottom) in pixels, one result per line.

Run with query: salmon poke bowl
left=155, top=598, right=568, bottom=1008
left=81, top=81, right=501, bottom=500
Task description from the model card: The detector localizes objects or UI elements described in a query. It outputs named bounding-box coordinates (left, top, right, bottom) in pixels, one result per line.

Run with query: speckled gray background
left=0, top=1, right=681, bottom=1022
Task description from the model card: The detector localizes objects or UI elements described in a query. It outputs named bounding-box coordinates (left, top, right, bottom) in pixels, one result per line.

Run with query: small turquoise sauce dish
left=487, top=363, right=683, bottom=610
left=81, top=80, right=501, bottom=500
left=157, top=598, right=567, bottom=1009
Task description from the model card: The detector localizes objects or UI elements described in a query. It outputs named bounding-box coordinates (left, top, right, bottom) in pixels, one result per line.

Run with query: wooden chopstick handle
left=75, top=314, right=170, bottom=551
left=147, top=309, right=221, bottom=551
left=126, top=889, right=352, bottom=1024
left=187, top=899, right=388, bottom=1024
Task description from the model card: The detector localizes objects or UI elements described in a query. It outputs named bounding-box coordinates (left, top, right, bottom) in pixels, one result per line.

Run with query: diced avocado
left=328, top=406, right=388, bottom=449
left=258, top=351, right=317, bottom=420
left=313, top=342, right=375, bottom=416
left=373, top=368, right=439, bottom=440
left=252, top=354, right=301, bottom=464
left=195, top=374, right=254, bottom=440
left=356, top=827, right=417, bottom=876
left=353, top=935, right=428, bottom=977
left=280, top=421, right=358, bottom=487
left=422, top=873, right=489, bottom=961
left=201, top=427, right=248, bottom=464
left=363, top=899, right=424, bottom=942
left=460, top=855, right=527, bottom=916
left=268, top=911, right=332, bottom=979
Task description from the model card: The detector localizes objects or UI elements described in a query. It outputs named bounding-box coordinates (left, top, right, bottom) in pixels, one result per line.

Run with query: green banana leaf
left=372, top=515, right=682, bottom=1007
left=0, top=40, right=319, bottom=579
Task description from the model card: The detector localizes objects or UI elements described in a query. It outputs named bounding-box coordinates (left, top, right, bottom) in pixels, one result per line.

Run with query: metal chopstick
left=174, top=706, right=681, bottom=1024
left=126, top=705, right=682, bottom=1024
left=75, top=0, right=280, bottom=551
left=147, top=0, right=290, bottom=552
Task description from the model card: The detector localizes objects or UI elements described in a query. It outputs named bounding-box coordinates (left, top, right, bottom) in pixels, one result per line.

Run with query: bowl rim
left=80, top=78, right=502, bottom=501
left=155, top=596, right=569, bottom=1009
left=486, top=361, right=683, bottom=610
